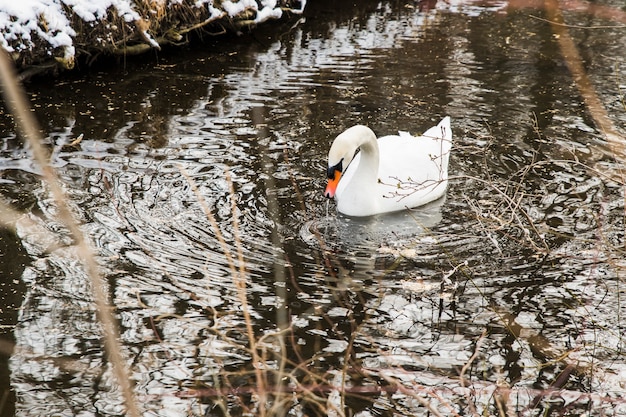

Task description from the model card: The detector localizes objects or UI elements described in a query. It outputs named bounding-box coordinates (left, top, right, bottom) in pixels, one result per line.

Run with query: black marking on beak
left=327, top=159, right=343, bottom=179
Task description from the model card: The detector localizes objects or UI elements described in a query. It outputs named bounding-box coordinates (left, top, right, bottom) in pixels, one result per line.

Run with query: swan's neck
left=338, top=131, right=380, bottom=215
left=353, top=137, right=379, bottom=183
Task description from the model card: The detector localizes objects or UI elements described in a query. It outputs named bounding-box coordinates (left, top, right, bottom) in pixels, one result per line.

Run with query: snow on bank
left=0, top=0, right=77, bottom=60
left=0, top=0, right=306, bottom=72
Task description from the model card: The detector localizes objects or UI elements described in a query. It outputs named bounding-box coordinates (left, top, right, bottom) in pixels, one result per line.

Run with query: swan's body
left=324, top=117, right=452, bottom=217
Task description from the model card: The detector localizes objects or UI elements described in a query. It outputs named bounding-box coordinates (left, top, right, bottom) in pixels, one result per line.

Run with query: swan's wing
left=421, top=117, right=452, bottom=148
left=376, top=134, right=447, bottom=184
left=375, top=119, right=452, bottom=207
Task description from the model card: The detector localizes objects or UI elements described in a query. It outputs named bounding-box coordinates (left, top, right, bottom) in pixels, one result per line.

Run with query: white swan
left=324, top=117, right=452, bottom=217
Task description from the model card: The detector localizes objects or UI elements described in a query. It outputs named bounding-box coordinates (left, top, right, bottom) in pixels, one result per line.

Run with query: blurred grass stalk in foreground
left=0, top=48, right=141, bottom=417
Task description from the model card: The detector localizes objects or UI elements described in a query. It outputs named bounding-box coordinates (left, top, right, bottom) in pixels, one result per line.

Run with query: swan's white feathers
left=327, top=117, right=452, bottom=217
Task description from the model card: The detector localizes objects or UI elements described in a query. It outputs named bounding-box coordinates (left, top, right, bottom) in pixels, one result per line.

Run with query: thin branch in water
left=459, top=330, right=488, bottom=416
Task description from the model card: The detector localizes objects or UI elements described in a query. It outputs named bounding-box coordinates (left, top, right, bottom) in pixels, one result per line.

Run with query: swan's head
left=324, top=125, right=376, bottom=199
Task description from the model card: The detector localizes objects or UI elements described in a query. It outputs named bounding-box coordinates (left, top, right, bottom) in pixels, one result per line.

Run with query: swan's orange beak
left=325, top=170, right=342, bottom=198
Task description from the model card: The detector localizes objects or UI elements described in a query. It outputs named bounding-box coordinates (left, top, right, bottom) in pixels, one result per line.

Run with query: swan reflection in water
left=302, top=196, right=446, bottom=254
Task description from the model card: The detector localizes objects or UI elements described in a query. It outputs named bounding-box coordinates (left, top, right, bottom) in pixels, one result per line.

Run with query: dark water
left=0, top=0, right=625, bottom=416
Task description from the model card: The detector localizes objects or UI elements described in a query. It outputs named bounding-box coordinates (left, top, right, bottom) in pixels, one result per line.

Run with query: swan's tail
left=422, top=116, right=453, bottom=178
left=423, top=116, right=452, bottom=143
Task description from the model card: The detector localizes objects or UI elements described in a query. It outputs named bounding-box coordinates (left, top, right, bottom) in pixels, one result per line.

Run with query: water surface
left=0, top=0, right=625, bottom=416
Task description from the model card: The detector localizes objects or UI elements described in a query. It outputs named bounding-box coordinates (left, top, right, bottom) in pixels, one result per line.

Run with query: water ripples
left=3, top=1, right=625, bottom=415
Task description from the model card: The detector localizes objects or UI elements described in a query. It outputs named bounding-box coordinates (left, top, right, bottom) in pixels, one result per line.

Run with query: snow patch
left=0, top=0, right=304, bottom=69
left=255, top=4, right=282, bottom=24
left=222, top=0, right=257, bottom=17
left=62, top=0, right=141, bottom=23
left=0, top=0, right=75, bottom=52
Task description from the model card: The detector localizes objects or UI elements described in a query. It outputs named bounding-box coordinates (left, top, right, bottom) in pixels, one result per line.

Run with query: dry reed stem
left=541, top=1, right=626, bottom=314
left=252, top=107, right=291, bottom=415
left=226, top=168, right=269, bottom=416
left=0, top=49, right=140, bottom=417
left=544, top=0, right=626, bottom=165
left=179, top=165, right=269, bottom=415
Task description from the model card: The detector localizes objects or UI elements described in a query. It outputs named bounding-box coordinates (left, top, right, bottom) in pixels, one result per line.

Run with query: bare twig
left=452, top=174, right=549, bottom=251
left=459, top=330, right=488, bottom=417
